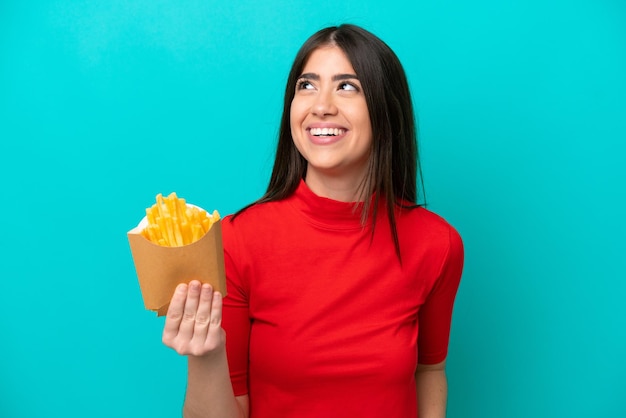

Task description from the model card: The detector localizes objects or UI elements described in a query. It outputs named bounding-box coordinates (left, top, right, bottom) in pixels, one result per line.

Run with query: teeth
left=310, top=127, right=345, bottom=136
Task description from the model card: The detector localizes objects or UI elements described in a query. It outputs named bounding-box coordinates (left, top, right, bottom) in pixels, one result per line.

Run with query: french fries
left=140, top=192, right=220, bottom=247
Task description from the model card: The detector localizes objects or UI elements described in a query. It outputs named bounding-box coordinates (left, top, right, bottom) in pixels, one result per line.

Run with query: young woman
left=162, top=24, right=464, bottom=418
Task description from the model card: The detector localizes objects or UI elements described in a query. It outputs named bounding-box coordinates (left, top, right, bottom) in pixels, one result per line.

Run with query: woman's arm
left=415, top=360, right=447, bottom=418
left=162, top=281, right=249, bottom=418
left=183, top=354, right=249, bottom=418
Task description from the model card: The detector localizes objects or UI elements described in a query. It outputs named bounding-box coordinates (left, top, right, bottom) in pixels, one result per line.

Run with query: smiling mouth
left=309, top=127, right=346, bottom=136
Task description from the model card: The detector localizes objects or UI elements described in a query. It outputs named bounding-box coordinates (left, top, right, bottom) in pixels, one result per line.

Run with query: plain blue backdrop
left=1, top=1, right=624, bottom=417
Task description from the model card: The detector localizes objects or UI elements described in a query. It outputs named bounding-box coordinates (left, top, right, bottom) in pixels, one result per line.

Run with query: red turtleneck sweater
left=221, top=180, right=463, bottom=417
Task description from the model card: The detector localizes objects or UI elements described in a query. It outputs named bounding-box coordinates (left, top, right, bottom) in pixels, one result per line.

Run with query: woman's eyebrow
left=298, top=72, right=359, bottom=81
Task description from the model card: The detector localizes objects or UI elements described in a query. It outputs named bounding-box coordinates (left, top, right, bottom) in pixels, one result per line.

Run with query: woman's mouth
left=309, top=127, right=346, bottom=137
left=306, top=127, right=347, bottom=145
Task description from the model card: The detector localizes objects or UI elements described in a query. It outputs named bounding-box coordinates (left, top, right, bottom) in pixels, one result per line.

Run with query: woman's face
left=290, top=45, right=372, bottom=191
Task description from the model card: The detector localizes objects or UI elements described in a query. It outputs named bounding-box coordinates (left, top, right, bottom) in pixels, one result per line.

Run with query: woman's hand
left=163, top=281, right=248, bottom=418
left=162, top=280, right=226, bottom=357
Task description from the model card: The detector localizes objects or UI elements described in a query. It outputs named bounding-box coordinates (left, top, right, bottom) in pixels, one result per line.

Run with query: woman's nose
left=311, top=90, right=338, bottom=116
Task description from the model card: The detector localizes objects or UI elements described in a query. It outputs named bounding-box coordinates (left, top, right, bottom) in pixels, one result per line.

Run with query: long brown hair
left=235, top=24, right=425, bottom=260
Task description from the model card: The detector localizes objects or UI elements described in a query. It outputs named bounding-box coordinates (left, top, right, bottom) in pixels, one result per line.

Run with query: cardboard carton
left=127, top=215, right=226, bottom=316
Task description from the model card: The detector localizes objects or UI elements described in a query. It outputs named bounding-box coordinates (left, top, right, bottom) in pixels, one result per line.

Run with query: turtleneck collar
left=286, top=179, right=379, bottom=230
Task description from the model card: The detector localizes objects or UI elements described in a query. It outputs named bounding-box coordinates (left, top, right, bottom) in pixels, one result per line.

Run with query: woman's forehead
left=300, top=45, right=355, bottom=75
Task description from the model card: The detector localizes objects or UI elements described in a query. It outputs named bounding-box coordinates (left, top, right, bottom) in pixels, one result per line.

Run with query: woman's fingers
left=209, top=290, right=223, bottom=330
left=177, top=280, right=202, bottom=339
left=162, top=282, right=189, bottom=344
left=191, top=284, right=214, bottom=344
left=162, top=281, right=225, bottom=356
left=202, top=290, right=225, bottom=354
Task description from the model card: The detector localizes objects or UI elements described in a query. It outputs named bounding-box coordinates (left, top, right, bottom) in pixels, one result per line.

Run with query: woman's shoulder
left=401, top=205, right=456, bottom=229
left=394, top=206, right=464, bottom=274
left=222, top=199, right=291, bottom=232
left=398, top=205, right=463, bottom=247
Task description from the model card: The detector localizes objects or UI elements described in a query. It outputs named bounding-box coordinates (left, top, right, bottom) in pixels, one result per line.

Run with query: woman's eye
left=296, top=80, right=314, bottom=90
left=339, top=82, right=358, bottom=92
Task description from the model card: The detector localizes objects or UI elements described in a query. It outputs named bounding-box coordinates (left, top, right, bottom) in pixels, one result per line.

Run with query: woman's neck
left=304, top=170, right=368, bottom=202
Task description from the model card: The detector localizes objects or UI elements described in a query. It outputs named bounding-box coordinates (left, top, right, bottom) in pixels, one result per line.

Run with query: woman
left=162, top=24, right=464, bottom=418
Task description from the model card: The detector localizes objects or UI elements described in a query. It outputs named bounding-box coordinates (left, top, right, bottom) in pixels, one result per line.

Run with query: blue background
left=1, top=1, right=624, bottom=417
